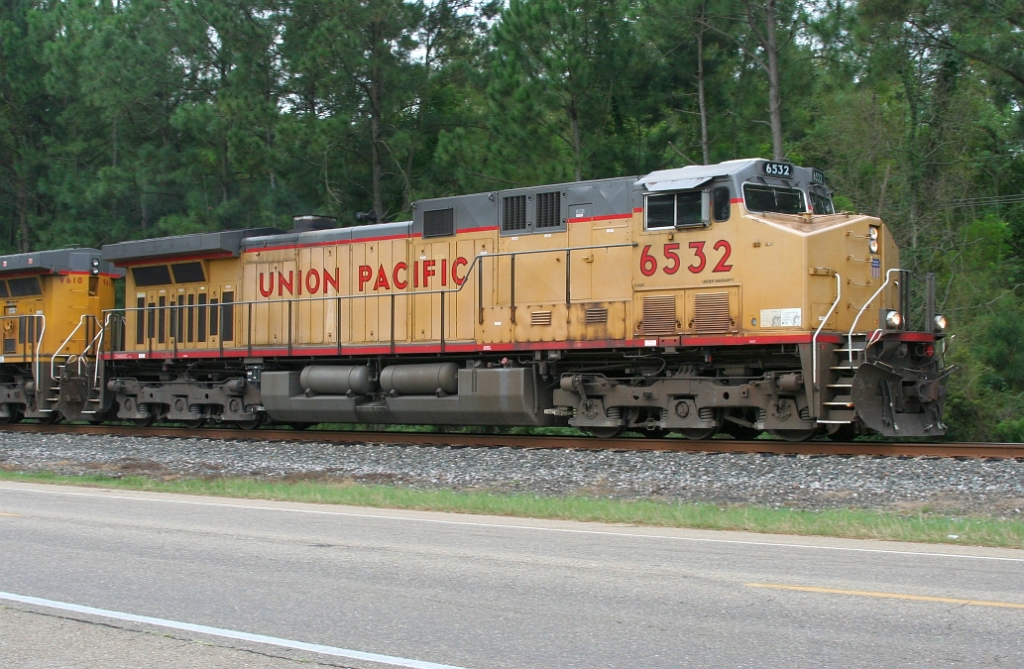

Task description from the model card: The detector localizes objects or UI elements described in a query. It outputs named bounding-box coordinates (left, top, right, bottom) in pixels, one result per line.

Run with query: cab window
left=810, top=191, right=835, bottom=214
left=713, top=187, right=731, bottom=222
left=743, top=184, right=805, bottom=214
left=645, top=191, right=707, bottom=230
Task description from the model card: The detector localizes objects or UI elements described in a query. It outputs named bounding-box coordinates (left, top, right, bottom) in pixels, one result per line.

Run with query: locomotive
left=0, top=158, right=953, bottom=440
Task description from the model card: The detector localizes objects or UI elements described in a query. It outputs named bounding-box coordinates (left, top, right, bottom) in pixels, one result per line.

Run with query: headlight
left=869, top=239, right=879, bottom=253
left=934, top=315, right=947, bottom=331
left=885, top=310, right=902, bottom=329
left=868, top=227, right=879, bottom=240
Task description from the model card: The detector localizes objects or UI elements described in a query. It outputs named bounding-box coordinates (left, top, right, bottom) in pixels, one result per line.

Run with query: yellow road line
left=0, top=512, right=21, bottom=517
left=746, top=583, right=1024, bottom=610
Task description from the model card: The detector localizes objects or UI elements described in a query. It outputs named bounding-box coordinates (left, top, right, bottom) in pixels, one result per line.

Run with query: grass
left=2, top=469, right=1023, bottom=549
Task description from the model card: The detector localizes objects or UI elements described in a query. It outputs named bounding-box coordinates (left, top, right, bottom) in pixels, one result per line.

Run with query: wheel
left=88, top=406, right=118, bottom=425
left=827, top=423, right=859, bottom=441
left=235, top=414, right=266, bottom=431
left=768, top=428, right=820, bottom=442
left=584, top=425, right=626, bottom=438
left=183, top=418, right=206, bottom=429
left=0, top=408, right=23, bottom=425
left=675, top=426, right=719, bottom=440
left=723, top=424, right=763, bottom=440
left=130, top=415, right=157, bottom=428
left=40, top=412, right=62, bottom=425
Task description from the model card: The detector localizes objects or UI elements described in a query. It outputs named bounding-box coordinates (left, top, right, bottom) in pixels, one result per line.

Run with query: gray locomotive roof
left=410, top=174, right=639, bottom=235
left=243, top=227, right=352, bottom=250
left=0, top=248, right=123, bottom=277
left=637, top=158, right=764, bottom=191
left=102, top=228, right=284, bottom=264
left=242, top=221, right=415, bottom=251
left=637, top=158, right=828, bottom=194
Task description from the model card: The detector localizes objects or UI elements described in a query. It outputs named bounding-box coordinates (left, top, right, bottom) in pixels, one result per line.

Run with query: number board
left=812, top=169, right=825, bottom=185
left=763, top=161, right=792, bottom=177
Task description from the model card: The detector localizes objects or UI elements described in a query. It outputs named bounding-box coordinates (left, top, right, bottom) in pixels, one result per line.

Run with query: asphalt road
left=1, top=481, right=1023, bottom=669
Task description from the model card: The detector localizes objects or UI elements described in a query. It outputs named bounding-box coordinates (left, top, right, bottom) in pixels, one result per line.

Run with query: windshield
left=810, top=191, right=835, bottom=214
left=743, top=184, right=805, bottom=214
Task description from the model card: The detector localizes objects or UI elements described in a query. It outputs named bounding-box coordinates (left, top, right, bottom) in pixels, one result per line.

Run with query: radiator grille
left=423, top=208, right=454, bottom=238
left=536, top=191, right=562, bottom=228
left=585, top=307, right=608, bottom=324
left=641, top=295, right=677, bottom=335
left=693, top=292, right=731, bottom=333
left=502, top=195, right=527, bottom=231
left=531, top=310, right=552, bottom=326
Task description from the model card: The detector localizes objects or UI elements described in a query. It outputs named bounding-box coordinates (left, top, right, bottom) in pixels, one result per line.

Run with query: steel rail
left=0, top=423, right=1020, bottom=459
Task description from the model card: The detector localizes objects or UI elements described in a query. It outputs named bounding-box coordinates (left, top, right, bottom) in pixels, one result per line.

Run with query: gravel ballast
left=2, top=431, right=1024, bottom=517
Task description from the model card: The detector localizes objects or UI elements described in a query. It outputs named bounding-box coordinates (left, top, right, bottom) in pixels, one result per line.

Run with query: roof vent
left=292, top=215, right=337, bottom=233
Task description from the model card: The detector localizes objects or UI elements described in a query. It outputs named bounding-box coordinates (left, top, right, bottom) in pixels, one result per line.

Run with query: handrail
left=99, top=241, right=639, bottom=352
left=51, top=315, right=93, bottom=381
left=811, top=273, right=841, bottom=395
left=93, top=312, right=119, bottom=388
left=847, top=268, right=901, bottom=367
left=33, top=314, right=45, bottom=402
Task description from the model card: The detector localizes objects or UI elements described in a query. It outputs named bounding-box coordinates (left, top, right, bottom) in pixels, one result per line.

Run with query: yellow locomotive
left=96, top=158, right=951, bottom=438
left=0, top=249, right=121, bottom=423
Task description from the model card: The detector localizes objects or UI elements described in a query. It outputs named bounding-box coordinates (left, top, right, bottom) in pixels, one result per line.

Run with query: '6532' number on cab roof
left=763, top=161, right=792, bottom=177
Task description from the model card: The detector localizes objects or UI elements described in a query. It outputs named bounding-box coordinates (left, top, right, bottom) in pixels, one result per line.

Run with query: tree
left=284, top=0, right=422, bottom=220
left=0, top=0, right=55, bottom=251
left=489, top=0, right=637, bottom=182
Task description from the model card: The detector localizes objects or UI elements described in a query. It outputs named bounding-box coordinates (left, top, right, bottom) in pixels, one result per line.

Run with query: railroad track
left=0, top=422, right=1021, bottom=459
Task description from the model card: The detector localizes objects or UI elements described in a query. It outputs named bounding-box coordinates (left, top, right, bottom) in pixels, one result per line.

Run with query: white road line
left=0, top=591, right=473, bottom=669
left=4, top=484, right=1023, bottom=563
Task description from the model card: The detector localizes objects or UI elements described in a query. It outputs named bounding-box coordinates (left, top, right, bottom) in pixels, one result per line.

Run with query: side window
left=644, top=192, right=709, bottom=230
left=646, top=194, right=675, bottom=229
left=713, top=187, right=731, bottom=222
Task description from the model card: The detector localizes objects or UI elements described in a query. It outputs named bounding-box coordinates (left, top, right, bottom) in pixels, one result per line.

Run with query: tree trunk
left=570, top=97, right=582, bottom=182
left=762, top=0, right=784, bottom=160
left=15, top=177, right=29, bottom=253
left=370, top=20, right=386, bottom=219
left=697, top=2, right=710, bottom=164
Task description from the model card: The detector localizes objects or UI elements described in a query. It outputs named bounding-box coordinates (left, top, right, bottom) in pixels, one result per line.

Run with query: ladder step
left=827, top=383, right=852, bottom=389
left=817, top=419, right=854, bottom=424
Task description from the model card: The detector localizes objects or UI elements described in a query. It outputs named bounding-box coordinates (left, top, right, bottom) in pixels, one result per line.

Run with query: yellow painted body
left=0, top=273, right=116, bottom=366
left=119, top=204, right=899, bottom=355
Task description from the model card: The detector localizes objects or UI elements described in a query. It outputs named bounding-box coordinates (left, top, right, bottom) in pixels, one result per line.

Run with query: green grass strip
left=3, top=469, right=1023, bottom=549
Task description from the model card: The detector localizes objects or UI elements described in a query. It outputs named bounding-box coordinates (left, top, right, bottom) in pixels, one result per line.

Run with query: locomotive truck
left=0, top=158, right=952, bottom=440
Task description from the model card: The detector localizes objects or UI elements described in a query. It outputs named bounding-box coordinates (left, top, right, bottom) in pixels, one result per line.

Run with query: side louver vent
left=585, top=307, right=608, bottom=324
left=536, top=191, right=562, bottom=228
left=423, top=208, right=454, bottom=238
left=641, top=295, right=677, bottom=335
left=502, top=195, right=527, bottom=231
left=693, top=292, right=731, bottom=333
left=531, top=311, right=552, bottom=326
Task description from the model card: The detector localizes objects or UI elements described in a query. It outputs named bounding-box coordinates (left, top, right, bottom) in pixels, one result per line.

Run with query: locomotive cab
left=0, top=249, right=120, bottom=423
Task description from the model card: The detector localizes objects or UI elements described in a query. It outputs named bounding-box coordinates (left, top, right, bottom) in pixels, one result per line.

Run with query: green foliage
left=1, top=0, right=1023, bottom=438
